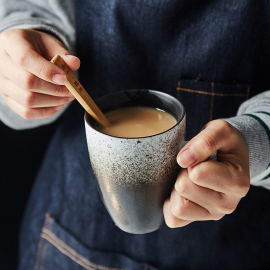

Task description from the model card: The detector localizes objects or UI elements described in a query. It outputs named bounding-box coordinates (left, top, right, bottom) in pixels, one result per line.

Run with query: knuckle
left=0, top=29, right=16, bottom=41
left=199, top=134, right=217, bottom=154
left=21, top=91, right=36, bottom=107
left=216, top=119, right=232, bottom=133
left=53, top=85, right=64, bottom=96
left=212, top=120, right=240, bottom=144
left=17, top=50, right=31, bottom=67
left=165, top=214, right=179, bottom=228
left=42, top=107, right=54, bottom=119
left=21, top=73, right=36, bottom=90
left=21, top=108, right=33, bottom=119
left=41, top=107, right=57, bottom=119
left=37, top=63, right=49, bottom=78
left=188, top=166, right=202, bottom=184
left=165, top=218, right=177, bottom=228
left=171, top=201, right=184, bottom=218
left=217, top=202, right=236, bottom=214
left=175, top=179, right=189, bottom=195
left=211, top=213, right=224, bottom=221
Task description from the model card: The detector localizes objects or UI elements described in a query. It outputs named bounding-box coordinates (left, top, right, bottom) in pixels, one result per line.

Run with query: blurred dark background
left=0, top=119, right=59, bottom=270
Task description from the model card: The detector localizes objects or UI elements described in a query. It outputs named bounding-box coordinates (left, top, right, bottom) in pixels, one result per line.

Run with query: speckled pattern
left=85, top=113, right=186, bottom=234
left=87, top=118, right=185, bottom=187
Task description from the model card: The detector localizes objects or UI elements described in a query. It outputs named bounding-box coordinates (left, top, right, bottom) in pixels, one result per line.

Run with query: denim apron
left=18, top=1, right=270, bottom=269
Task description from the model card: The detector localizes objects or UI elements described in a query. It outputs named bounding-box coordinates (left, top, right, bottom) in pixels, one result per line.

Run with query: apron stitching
left=177, top=81, right=181, bottom=100
left=210, top=82, right=214, bottom=121
left=40, top=231, right=96, bottom=270
left=176, top=86, right=247, bottom=97
left=41, top=228, right=122, bottom=270
left=33, top=212, right=54, bottom=270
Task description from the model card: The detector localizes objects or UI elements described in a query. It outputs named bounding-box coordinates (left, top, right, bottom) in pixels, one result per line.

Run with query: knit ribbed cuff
left=224, top=115, right=270, bottom=181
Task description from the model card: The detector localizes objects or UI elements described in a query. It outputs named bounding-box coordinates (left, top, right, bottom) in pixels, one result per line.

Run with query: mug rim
left=84, top=89, right=186, bottom=140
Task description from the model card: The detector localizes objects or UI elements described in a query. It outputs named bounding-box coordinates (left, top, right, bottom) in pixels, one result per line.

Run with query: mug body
left=85, top=90, right=186, bottom=234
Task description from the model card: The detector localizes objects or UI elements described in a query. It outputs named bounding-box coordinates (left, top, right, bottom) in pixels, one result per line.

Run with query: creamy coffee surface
left=95, top=106, right=177, bottom=138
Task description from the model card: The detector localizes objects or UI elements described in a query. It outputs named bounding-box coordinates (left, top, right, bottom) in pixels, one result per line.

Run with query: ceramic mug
left=85, top=89, right=186, bottom=234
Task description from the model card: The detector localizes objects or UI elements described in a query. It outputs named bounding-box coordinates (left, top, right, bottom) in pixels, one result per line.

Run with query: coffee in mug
left=95, top=106, right=177, bottom=138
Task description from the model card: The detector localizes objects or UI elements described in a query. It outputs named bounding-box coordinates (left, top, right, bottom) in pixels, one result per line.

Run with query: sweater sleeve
left=0, top=0, right=75, bottom=130
left=224, top=90, right=270, bottom=189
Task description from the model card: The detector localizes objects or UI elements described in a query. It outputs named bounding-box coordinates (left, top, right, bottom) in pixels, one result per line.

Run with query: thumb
left=44, top=43, right=80, bottom=73
left=57, top=54, right=81, bottom=72
left=44, top=34, right=80, bottom=72
left=177, top=120, right=233, bottom=168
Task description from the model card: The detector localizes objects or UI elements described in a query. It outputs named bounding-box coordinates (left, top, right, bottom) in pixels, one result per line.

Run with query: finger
left=177, top=120, right=242, bottom=168
left=4, top=35, right=68, bottom=85
left=170, top=188, right=211, bottom=221
left=1, top=94, right=66, bottom=119
left=188, top=160, right=249, bottom=197
left=0, top=53, right=72, bottom=97
left=163, top=199, right=192, bottom=228
left=29, top=31, right=81, bottom=71
left=0, top=78, right=75, bottom=107
left=59, top=54, right=81, bottom=72
left=175, top=169, right=238, bottom=217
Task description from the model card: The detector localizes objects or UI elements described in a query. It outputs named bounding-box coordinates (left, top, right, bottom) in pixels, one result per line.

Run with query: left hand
left=163, top=120, right=250, bottom=228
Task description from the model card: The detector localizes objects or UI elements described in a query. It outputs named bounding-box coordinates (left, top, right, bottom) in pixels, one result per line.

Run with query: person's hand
left=163, top=120, right=250, bottom=227
left=0, top=29, right=80, bottom=119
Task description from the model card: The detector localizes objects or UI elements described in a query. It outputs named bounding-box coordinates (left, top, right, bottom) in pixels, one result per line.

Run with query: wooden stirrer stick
left=51, top=55, right=111, bottom=128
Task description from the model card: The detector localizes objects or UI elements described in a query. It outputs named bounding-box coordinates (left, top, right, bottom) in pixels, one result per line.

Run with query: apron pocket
left=176, top=79, right=251, bottom=139
left=33, top=213, right=159, bottom=270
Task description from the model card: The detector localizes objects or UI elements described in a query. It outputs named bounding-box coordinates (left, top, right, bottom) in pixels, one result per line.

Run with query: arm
left=0, top=0, right=77, bottom=130
left=163, top=90, right=270, bottom=228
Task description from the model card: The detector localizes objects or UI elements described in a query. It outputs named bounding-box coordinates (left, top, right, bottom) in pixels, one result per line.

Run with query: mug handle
left=180, top=141, right=218, bottom=162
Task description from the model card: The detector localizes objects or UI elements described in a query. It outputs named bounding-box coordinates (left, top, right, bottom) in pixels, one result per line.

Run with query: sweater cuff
left=0, top=20, right=73, bottom=53
left=224, top=115, right=270, bottom=181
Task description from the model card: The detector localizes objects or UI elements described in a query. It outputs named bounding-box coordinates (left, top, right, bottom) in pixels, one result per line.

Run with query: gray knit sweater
left=1, top=0, right=270, bottom=189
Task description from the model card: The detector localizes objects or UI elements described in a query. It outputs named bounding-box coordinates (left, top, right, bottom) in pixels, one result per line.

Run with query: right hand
left=0, top=28, right=80, bottom=119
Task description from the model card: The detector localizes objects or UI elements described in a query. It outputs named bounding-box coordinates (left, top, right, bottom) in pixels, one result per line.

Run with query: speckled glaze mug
left=85, top=90, right=186, bottom=234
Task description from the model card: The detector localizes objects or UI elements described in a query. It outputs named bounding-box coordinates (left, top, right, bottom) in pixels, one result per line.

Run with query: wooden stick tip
left=51, top=55, right=60, bottom=64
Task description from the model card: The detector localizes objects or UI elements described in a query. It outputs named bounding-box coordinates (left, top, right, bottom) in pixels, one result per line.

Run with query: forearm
left=0, top=0, right=75, bottom=130
left=224, top=90, right=270, bottom=189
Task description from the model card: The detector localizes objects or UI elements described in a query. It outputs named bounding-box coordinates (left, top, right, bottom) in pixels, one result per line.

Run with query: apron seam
left=40, top=227, right=123, bottom=270
left=176, top=84, right=248, bottom=97
left=33, top=212, right=54, bottom=270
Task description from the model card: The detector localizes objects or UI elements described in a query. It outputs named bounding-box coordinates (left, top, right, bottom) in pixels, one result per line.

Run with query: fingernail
left=68, top=96, right=75, bottom=101
left=62, top=54, right=80, bottom=60
left=177, top=148, right=197, bottom=168
left=52, top=74, right=67, bottom=85
left=54, top=104, right=65, bottom=111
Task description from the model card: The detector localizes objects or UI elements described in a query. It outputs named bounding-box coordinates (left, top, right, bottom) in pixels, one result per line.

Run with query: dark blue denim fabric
left=18, top=1, right=270, bottom=269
